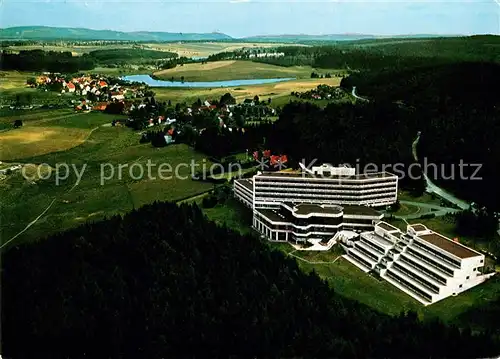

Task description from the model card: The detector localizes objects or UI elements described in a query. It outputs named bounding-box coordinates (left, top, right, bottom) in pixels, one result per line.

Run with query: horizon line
left=0, top=25, right=487, bottom=38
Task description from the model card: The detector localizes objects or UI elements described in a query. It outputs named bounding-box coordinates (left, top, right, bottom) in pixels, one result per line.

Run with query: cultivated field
left=4, top=42, right=305, bottom=58
left=154, top=77, right=342, bottom=104
left=3, top=43, right=147, bottom=56
left=145, top=42, right=304, bottom=57
left=0, top=71, right=37, bottom=90
left=0, top=126, right=92, bottom=160
left=0, top=110, right=214, bottom=246
left=153, top=60, right=329, bottom=81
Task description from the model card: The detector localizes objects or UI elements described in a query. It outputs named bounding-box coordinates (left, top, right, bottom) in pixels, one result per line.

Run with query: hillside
left=152, top=60, right=321, bottom=81
left=0, top=26, right=233, bottom=41
left=3, top=201, right=499, bottom=358
left=348, top=35, right=500, bottom=62
left=243, top=36, right=500, bottom=71
left=337, top=62, right=500, bottom=211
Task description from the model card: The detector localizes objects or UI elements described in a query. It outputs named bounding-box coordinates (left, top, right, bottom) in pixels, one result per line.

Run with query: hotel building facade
left=252, top=164, right=398, bottom=209
left=342, top=221, right=492, bottom=305
left=234, top=164, right=395, bottom=244
left=253, top=202, right=383, bottom=244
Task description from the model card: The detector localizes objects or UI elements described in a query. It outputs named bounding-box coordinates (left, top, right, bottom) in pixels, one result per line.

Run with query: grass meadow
left=145, top=42, right=305, bottom=57
left=202, top=199, right=500, bottom=327
left=0, top=110, right=214, bottom=247
left=153, top=77, right=342, bottom=104
left=153, top=60, right=334, bottom=81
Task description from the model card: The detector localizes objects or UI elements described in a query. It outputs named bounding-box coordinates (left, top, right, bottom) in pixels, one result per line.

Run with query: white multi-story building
left=342, top=221, right=493, bottom=305
left=233, top=164, right=392, bottom=243
left=235, top=164, right=398, bottom=210
left=253, top=202, right=383, bottom=244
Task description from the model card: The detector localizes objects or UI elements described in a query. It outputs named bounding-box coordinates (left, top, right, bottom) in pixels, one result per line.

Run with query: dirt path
left=0, top=198, right=57, bottom=249
left=286, top=249, right=342, bottom=265
left=0, top=123, right=110, bottom=249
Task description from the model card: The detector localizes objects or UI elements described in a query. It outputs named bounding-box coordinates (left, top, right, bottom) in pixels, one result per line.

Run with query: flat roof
left=362, top=232, right=394, bottom=248
left=343, top=205, right=381, bottom=216
left=410, top=224, right=427, bottom=232
left=235, top=178, right=253, bottom=192
left=377, top=222, right=400, bottom=232
left=418, top=232, right=480, bottom=259
left=256, top=171, right=396, bottom=180
left=255, top=208, right=285, bottom=223
left=293, top=204, right=343, bottom=215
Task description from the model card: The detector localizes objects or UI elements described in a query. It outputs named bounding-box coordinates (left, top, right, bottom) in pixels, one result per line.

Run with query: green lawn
left=278, top=245, right=500, bottom=324
left=387, top=202, right=422, bottom=217
left=199, top=200, right=500, bottom=327
left=201, top=198, right=254, bottom=235
left=0, top=108, right=74, bottom=127
left=398, top=190, right=442, bottom=205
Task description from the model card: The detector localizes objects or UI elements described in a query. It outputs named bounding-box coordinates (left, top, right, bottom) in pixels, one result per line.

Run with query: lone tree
left=13, top=120, right=23, bottom=128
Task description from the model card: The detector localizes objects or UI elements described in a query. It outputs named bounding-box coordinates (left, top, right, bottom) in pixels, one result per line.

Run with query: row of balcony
left=384, top=269, right=434, bottom=303
left=254, top=185, right=397, bottom=196
left=254, top=191, right=396, bottom=201
left=255, top=180, right=397, bottom=190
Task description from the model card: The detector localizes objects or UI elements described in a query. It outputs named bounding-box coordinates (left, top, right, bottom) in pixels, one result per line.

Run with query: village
left=29, top=72, right=152, bottom=112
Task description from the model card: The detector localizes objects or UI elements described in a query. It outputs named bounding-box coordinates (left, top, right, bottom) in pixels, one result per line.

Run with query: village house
left=92, top=102, right=108, bottom=111
left=66, top=82, right=76, bottom=93
left=111, top=91, right=125, bottom=101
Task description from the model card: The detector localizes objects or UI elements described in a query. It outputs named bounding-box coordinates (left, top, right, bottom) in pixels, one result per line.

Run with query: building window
left=459, top=284, right=463, bottom=288
left=466, top=276, right=470, bottom=280
left=480, top=259, right=484, bottom=263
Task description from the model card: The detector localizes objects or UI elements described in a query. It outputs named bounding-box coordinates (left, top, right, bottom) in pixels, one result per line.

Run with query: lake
left=120, top=74, right=295, bottom=88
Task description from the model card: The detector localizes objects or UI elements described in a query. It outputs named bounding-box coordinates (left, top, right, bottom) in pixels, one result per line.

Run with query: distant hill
left=0, top=26, right=234, bottom=41
left=242, top=34, right=455, bottom=43
left=0, top=27, right=465, bottom=43
left=243, top=34, right=377, bottom=42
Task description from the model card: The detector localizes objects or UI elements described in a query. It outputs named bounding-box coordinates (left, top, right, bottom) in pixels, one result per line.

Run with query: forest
left=85, top=48, right=178, bottom=65
left=0, top=48, right=178, bottom=72
left=247, top=36, right=500, bottom=70
left=340, top=62, right=500, bottom=211
left=0, top=49, right=96, bottom=72
left=3, top=201, right=500, bottom=359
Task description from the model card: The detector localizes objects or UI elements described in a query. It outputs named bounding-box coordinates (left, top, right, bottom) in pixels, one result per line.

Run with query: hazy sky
left=1, top=0, right=499, bottom=37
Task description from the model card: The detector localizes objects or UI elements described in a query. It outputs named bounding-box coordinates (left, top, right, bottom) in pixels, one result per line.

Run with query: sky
left=0, top=0, right=499, bottom=37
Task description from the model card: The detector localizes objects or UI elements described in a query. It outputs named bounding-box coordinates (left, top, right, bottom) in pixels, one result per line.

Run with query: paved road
left=351, top=86, right=369, bottom=102
left=394, top=200, right=460, bottom=220
left=412, top=133, right=470, bottom=211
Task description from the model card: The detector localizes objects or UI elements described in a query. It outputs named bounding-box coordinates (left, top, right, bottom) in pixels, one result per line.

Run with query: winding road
left=351, top=86, right=369, bottom=102
left=412, top=133, right=470, bottom=211
left=395, top=200, right=460, bottom=220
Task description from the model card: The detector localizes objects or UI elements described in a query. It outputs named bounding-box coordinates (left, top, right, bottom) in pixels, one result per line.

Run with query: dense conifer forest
left=3, top=202, right=500, bottom=358
left=0, top=48, right=177, bottom=72
left=340, top=62, right=500, bottom=211
left=0, top=50, right=96, bottom=72
left=249, top=36, right=500, bottom=70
